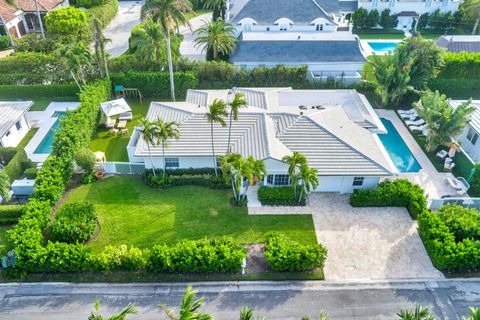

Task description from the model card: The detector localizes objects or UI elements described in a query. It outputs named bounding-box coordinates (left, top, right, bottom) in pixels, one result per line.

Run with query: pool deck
left=24, top=102, right=80, bottom=163
left=376, top=109, right=458, bottom=199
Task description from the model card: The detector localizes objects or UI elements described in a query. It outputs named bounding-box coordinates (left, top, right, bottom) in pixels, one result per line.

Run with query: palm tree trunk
left=148, top=143, right=156, bottom=177
left=162, top=141, right=166, bottom=178
left=227, top=112, right=233, bottom=154
left=211, top=122, right=217, bottom=176
left=165, top=31, right=176, bottom=101
left=70, top=70, right=82, bottom=90
left=473, top=13, right=480, bottom=35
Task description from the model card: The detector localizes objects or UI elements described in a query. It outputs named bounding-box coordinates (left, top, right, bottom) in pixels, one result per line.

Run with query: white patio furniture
left=444, top=157, right=455, bottom=171
left=400, top=110, right=419, bottom=120
left=119, top=111, right=133, bottom=121
left=105, top=117, right=116, bottom=128
left=409, top=124, right=426, bottom=133
left=117, top=120, right=127, bottom=129
left=101, top=98, right=132, bottom=118
left=445, top=175, right=470, bottom=195
left=406, top=118, right=426, bottom=127
left=436, top=149, right=448, bottom=160
left=398, top=108, right=416, bottom=115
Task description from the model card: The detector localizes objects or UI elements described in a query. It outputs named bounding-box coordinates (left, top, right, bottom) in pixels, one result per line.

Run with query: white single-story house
left=230, top=32, right=367, bottom=83
left=0, top=101, right=32, bottom=148
left=128, top=88, right=397, bottom=193
left=436, top=35, right=480, bottom=53
left=452, top=100, right=480, bottom=163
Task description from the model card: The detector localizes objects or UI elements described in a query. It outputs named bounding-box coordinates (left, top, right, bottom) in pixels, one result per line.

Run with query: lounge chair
left=436, top=150, right=448, bottom=160
left=398, top=108, right=416, bottom=115
left=406, top=118, right=426, bottom=127
left=105, top=117, right=116, bottom=128
left=444, top=158, right=455, bottom=171
left=409, top=124, right=426, bottom=133
left=119, top=111, right=133, bottom=121
left=400, top=111, right=419, bottom=121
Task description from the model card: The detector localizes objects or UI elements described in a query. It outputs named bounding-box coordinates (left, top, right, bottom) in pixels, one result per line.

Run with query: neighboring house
left=358, top=0, right=463, bottom=31
left=230, top=32, right=367, bottom=83
left=0, top=0, right=69, bottom=38
left=452, top=100, right=480, bottom=163
left=436, top=35, right=480, bottom=53
left=0, top=101, right=32, bottom=148
left=128, top=87, right=397, bottom=193
left=226, top=0, right=365, bottom=83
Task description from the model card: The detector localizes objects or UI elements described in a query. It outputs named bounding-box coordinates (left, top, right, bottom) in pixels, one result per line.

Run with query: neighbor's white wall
left=456, top=125, right=480, bottom=163
left=144, top=156, right=216, bottom=170
left=315, top=176, right=380, bottom=193
left=233, top=61, right=364, bottom=75
left=0, top=115, right=29, bottom=147
left=358, top=0, right=462, bottom=15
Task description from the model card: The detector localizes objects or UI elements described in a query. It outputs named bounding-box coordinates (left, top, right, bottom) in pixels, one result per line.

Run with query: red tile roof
left=0, top=0, right=64, bottom=23
left=0, top=0, right=18, bottom=23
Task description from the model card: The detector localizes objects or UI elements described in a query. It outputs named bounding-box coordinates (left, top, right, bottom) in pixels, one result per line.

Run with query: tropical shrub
left=39, top=241, right=96, bottom=272
left=144, top=169, right=228, bottom=189
left=14, top=34, right=55, bottom=53
left=439, top=52, right=480, bottom=80
left=2, top=149, right=33, bottom=182
left=84, top=0, right=119, bottom=30
left=438, top=204, right=480, bottom=242
left=264, top=233, right=327, bottom=272
left=0, top=35, right=10, bottom=50
left=0, top=147, right=17, bottom=165
left=97, top=245, right=148, bottom=271
left=148, top=238, right=245, bottom=273
left=469, top=164, right=480, bottom=197
left=0, top=171, right=11, bottom=202
left=45, top=7, right=90, bottom=44
left=350, top=179, right=427, bottom=219
left=0, top=205, right=23, bottom=224
left=75, top=148, right=96, bottom=183
left=50, top=201, right=98, bottom=244
left=24, top=168, right=38, bottom=180
left=258, top=186, right=306, bottom=206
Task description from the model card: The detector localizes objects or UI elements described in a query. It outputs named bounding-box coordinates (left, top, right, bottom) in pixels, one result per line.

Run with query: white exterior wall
left=236, top=23, right=338, bottom=34
left=358, top=0, right=462, bottom=15
left=144, top=156, right=215, bottom=170
left=0, top=115, right=29, bottom=147
left=315, top=176, right=380, bottom=193
left=456, top=124, right=480, bottom=163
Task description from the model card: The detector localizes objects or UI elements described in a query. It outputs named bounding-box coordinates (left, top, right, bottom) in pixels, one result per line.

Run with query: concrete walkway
left=179, top=12, right=212, bottom=61
left=376, top=109, right=458, bottom=199
left=104, top=1, right=143, bottom=58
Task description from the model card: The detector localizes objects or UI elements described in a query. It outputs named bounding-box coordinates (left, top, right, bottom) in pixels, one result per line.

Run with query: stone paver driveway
left=308, top=193, right=444, bottom=280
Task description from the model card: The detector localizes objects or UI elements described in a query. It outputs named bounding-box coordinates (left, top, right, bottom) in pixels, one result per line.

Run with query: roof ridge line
left=309, top=0, right=336, bottom=24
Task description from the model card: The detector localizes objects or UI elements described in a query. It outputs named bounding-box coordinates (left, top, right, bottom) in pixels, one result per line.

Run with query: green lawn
left=65, top=176, right=318, bottom=252
left=353, top=29, right=406, bottom=40
left=88, top=98, right=150, bottom=162
left=17, top=128, right=38, bottom=150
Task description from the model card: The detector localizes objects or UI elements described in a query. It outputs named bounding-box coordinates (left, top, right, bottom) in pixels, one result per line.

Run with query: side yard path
left=250, top=193, right=444, bottom=280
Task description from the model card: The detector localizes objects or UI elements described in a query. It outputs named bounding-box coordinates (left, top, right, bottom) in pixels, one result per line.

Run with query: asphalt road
left=1, top=279, right=480, bottom=319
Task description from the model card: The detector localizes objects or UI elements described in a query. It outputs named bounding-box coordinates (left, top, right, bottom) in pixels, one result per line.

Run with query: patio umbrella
left=94, top=151, right=106, bottom=162
left=100, top=98, right=132, bottom=117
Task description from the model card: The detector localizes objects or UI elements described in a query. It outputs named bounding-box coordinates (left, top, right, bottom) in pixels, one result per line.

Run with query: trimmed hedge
left=50, top=201, right=98, bottom=244
left=427, top=78, right=480, bottom=99
left=145, top=169, right=228, bottom=190
left=0, top=205, right=24, bottom=224
left=264, top=233, right=327, bottom=272
left=439, top=52, right=480, bottom=80
left=111, top=71, right=197, bottom=98
left=0, top=84, right=79, bottom=99
left=438, top=204, right=480, bottom=242
left=24, top=168, right=38, bottom=180
left=3, top=149, right=33, bottom=183
left=148, top=238, right=246, bottom=273
left=0, top=147, right=17, bottom=164
left=97, top=245, right=148, bottom=271
left=257, top=186, right=306, bottom=206
left=349, top=179, right=426, bottom=219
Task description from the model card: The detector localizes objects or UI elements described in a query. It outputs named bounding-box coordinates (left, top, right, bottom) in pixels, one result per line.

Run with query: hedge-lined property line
left=350, top=179, right=480, bottom=272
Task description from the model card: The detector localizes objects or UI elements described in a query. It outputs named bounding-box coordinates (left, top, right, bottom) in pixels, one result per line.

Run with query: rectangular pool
left=367, top=41, right=399, bottom=53
left=378, top=118, right=421, bottom=172
left=33, top=112, right=66, bottom=154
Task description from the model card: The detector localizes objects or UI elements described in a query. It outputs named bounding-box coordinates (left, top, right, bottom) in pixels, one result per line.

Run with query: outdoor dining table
left=117, top=120, right=127, bottom=129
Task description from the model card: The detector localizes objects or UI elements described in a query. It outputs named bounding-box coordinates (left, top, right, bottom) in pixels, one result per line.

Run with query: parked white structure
left=129, top=88, right=397, bottom=193
left=358, top=0, right=463, bottom=31
left=0, top=101, right=32, bottom=148
left=452, top=100, right=480, bottom=163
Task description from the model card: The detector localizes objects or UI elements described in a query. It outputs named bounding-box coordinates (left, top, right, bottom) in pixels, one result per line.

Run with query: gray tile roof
left=450, top=100, right=480, bottom=134
left=436, top=35, right=480, bottom=53
left=231, top=0, right=335, bottom=24
left=0, top=101, right=32, bottom=138
left=135, top=88, right=394, bottom=176
left=230, top=39, right=366, bottom=63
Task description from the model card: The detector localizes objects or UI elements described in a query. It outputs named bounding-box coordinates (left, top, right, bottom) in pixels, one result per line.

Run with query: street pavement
left=104, top=1, right=143, bottom=57
left=1, top=279, right=480, bottom=319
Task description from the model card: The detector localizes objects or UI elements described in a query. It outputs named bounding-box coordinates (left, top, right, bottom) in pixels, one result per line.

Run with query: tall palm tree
left=93, top=15, right=110, bottom=79
left=464, top=0, right=480, bottom=34
left=203, top=0, right=226, bottom=20
left=55, top=43, right=92, bottom=90
left=463, top=307, right=480, bottom=320
left=194, top=19, right=237, bottom=61
left=138, top=119, right=160, bottom=177
left=205, top=99, right=227, bottom=176
left=397, top=305, right=437, bottom=320
left=297, top=163, right=319, bottom=204
left=156, top=117, right=180, bottom=178
left=282, top=152, right=307, bottom=199
left=160, top=285, right=212, bottom=320
left=88, top=300, right=137, bottom=320
left=226, top=92, right=247, bottom=154
left=141, top=0, right=193, bottom=101
left=132, top=18, right=167, bottom=64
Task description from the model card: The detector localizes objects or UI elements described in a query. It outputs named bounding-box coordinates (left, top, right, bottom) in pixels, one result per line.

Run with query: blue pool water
left=367, top=41, right=399, bottom=53
left=34, top=112, right=66, bottom=154
left=378, top=118, right=421, bottom=172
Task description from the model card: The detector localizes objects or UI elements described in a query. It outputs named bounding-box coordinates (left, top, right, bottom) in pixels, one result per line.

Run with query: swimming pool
left=378, top=118, right=421, bottom=172
left=33, top=112, right=66, bottom=154
left=367, top=41, right=399, bottom=53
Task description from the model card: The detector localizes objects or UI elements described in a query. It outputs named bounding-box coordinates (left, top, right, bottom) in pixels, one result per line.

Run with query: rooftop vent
left=298, top=105, right=308, bottom=110
left=315, top=105, right=325, bottom=110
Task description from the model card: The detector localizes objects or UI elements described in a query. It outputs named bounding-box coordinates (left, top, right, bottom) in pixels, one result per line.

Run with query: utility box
left=11, top=179, right=35, bottom=196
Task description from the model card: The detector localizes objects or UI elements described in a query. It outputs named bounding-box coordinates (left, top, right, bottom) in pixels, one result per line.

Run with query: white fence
left=98, top=162, right=145, bottom=174
left=428, top=197, right=480, bottom=210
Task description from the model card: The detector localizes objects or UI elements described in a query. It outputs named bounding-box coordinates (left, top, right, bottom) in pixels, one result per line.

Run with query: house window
left=15, top=120, right=22, bottom=131
left=316, top=24, right=323, bottom=31
left=280, top=24, right=287, bottom=31
left=467, top=127, right=479, bottom=145
left=5, top=130, right=10, bottom=137
left=266, top=27, right=270, bottom=31
left=267, top=174, right=274, bottom=185
left=165, top=157, right=179, bottom=169
left=274, top=174, right=290, bottom=186
left=353, top=177, right=364, bottom=186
